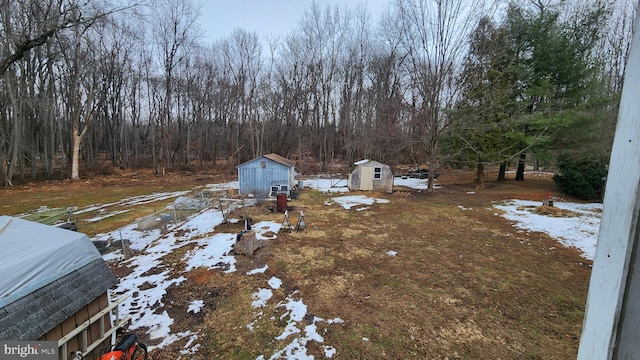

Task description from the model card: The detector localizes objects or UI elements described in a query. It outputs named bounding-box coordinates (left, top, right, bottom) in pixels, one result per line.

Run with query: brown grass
left=0, top=168, right=590, bottom=359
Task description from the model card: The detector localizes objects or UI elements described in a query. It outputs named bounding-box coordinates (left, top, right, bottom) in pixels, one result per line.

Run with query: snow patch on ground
left=107, top=203, right=281, bottom=351
left=75, top=191, right=190, bottom=216
left=268, top=277, right=283, bottom=289
left=331, top=195, right=390, bottom=210
left=393, top=177, right=442, bottom=190
left=302, top=178, right=349, bottom=193
left=182, top=233, right=237, bottom=273
left=252, top=288, right=274, bottom=309
left=85, top=209, right=131, bottom=222
left=247, top=265, right=269, bottom=275
left=250, top=279, right=343, bottom=360
left=494, top=199, right=601, bottom=260
left=303, top=176, right=440, bottom=192
left=187, top=300, right=204, bottom=314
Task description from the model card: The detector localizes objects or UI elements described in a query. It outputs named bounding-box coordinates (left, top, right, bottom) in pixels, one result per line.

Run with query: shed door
left=361, top=167, right=374, bottom=190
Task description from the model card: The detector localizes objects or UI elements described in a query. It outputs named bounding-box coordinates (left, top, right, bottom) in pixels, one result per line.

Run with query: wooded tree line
left=0, top=0, right=634, bottom=187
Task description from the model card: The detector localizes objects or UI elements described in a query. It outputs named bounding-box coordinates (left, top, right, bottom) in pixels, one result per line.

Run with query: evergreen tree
left=445, top=16, right=521, bottom=187
left=502, top=1, right=611, bottom=180
left=446, top=1, right=613, bottom=188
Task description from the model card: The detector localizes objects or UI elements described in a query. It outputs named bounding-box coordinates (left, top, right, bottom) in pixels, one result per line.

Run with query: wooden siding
left=41, top=292, right=112, bottom=360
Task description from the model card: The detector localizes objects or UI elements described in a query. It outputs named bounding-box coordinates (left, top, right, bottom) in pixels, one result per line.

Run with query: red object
left=99, top=334, right=147, bottom=360
left=100, top=350, right=126, bottom=360
left=276, top=193, right=288, bottom=212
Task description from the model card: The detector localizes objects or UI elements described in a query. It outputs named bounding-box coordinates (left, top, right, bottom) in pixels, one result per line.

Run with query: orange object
left=100, top=350, right=125, bottom=360
left=99, top=334, right=147, bottom=360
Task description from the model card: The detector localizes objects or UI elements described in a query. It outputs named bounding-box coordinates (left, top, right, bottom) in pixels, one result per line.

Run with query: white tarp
left=0, top=216, right=101, bottom=308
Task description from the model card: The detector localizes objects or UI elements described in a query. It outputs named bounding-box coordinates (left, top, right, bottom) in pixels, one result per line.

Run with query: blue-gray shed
left=236, top=154, right=296, bottom=197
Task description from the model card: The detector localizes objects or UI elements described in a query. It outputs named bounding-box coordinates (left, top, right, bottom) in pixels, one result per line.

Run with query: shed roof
left=237, top=153, right=295, bottom=168
left=0, top=216, right=116, bottom=340
left=0, top=259, right=116, bottom=340
left=354, top=159, right=387, bottom=167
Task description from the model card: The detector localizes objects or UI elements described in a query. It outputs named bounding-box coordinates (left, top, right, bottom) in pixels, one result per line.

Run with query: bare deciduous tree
left=391, top=0, right=493, bottom=190
left=152, top=0, right=200, bottom=175
left=57, top=15, right=105, bottom=180
left=0, top=0, right=625, bottom=186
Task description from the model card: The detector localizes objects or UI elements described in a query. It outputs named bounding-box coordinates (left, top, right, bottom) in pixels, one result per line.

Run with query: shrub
left=552, top=156, right=607, bottom=200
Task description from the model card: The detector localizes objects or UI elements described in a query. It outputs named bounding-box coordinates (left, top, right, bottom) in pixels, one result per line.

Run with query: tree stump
left=233, top=230, right=265, bottom=257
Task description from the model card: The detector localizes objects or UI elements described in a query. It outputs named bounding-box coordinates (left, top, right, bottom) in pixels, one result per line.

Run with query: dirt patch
left=185, top=267, right=222, bottom=285
left=534, top=205, right=581, bottom=217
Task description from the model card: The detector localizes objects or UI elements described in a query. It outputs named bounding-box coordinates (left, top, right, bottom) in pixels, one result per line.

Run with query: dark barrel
left=276, top=193, right=287, bottom=212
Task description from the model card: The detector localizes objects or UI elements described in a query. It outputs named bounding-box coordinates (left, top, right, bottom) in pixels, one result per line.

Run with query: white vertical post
left=578, top=5, right=640, bottom=358
left=61, top=343, right=68, bottom=360
left=81, top=329, right=87, bottom=353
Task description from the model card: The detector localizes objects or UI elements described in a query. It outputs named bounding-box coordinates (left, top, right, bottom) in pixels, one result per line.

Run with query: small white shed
left=348, top=159, right=393, bottom=192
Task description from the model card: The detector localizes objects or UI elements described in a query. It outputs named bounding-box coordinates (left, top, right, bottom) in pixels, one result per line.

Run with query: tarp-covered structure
left=0, top=216, right=116, bottom=354
left=348, top=159, right=393, bottom=192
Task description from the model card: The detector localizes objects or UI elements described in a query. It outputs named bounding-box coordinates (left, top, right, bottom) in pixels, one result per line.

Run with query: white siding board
left=578, top=10, right=640, bottom=358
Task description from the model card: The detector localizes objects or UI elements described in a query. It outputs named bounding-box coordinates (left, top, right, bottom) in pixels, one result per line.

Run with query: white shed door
left=361, top=167, right=374, bottom=190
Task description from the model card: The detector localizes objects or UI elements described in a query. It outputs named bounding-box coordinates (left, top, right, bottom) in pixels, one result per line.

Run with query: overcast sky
left=197, top=0, right=390, bottom=43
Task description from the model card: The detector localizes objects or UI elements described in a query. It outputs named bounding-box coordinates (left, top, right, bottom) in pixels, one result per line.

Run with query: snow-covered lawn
left=103, top=204, right=336, bottom=357
left=74, top=190, right=190, bottom=215
left=331, top=195, right=390, bottom=210
left=97, top=181, right=355, bottom=358
left=302, top=176, right=438, bottom=192
left=89, top=179, right=601, bottom=359
left=493, top=200, right=601, bottom=260
left=301, top=177, right=349, bottom=193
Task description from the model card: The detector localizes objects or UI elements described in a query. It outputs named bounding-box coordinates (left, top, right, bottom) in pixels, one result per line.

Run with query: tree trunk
left=30, top=145, right=37, bottom=180
left=515, top=153, right=526, bottom=181
left=70, top=132, right=82, bottom=180
left=427, top=137, right=439, bottom=192
left=152, top=121, right=160, bottom=176
left=5, top=76, right=20, bottom=186
left=185, top=124, right=191, bottom=166
left=428, top=167, right=437, bottom=191
left=475, top=162, right=485, bottom=188
left=1, top=155, right=9, bottom=186
left=497, top=162, right=507, bottom=182
left=71, top=90, right=96, bottom=181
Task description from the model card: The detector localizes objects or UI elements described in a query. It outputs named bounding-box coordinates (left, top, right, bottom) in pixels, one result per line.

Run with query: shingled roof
left=0, top=216, right=116, bottom=341
left=236, top=153, right=296, bottom=169
left=262, top=153, right=295, bottom=168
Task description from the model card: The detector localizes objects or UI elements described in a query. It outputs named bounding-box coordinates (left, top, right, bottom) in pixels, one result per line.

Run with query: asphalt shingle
left=0, top=259, right=116, bottom=341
